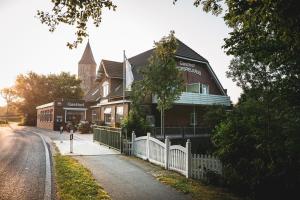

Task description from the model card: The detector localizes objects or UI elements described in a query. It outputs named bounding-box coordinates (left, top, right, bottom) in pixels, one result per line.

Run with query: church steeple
left=78, top=41, right=97, bottom=95
left=79, top=40, right=96, bottom=65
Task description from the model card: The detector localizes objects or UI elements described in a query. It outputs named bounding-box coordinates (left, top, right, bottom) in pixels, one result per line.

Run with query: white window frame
left=202, top=84, right=209, bottom=95
left=102, top=81, right=109, bottom=97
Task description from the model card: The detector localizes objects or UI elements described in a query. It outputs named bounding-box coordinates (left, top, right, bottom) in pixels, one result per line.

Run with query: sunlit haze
left=0, top=0, right=242, bottom=106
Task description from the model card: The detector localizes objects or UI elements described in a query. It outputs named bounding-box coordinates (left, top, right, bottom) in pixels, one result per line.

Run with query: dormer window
left=102, top=81, right=109, bottom=97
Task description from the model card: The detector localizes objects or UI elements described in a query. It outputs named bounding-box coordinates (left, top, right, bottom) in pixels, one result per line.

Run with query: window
left=190, top=111, right=197, bottom=126
left=186, top=83, right=200, bottom=93
left=115, top=106, right=124, bottom=123
left=102, top=81, right=109, bottom=97
left=92, top=110, right=99, bottom=122
left=104, top=107, right=112, bottom=124
left=202, top=84, right=209, bottom=94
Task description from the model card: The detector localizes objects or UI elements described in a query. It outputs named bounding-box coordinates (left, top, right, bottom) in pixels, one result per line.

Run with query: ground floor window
left=40, top=109, right=53, bottom=122
left=115, top=106, right=124, bottom=123
left=66, top=110, right=85, bottom=124
left=104, top=107, right=112, bottom=124
left=92, top=110, right=99, bottom=122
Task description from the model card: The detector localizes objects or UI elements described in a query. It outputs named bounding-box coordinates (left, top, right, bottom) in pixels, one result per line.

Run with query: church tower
left=78, top=41, right=97, bottom=95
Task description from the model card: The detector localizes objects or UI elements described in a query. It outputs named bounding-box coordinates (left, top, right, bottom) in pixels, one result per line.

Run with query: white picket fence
left=191, top=154, right=222, bottom=180
left=127, top=132, right=222, bottom=180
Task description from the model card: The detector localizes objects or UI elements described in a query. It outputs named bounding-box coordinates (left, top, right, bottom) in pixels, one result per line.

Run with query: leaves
left=134, top=31, right=184, bottom=112
left=37, top=0, right=116, bottom=48
left=13, top=71, right=83, bottom=125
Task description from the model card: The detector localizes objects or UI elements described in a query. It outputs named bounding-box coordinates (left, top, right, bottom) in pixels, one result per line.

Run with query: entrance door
left=66, top=110, right=85, bottom=125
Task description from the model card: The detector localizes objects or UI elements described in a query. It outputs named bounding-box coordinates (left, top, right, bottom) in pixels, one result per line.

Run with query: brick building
left=36, top=99, right=89, bottom=131
left=37, top=37, right=231, bottom=132
left=87, top=39, right=231, bottom=128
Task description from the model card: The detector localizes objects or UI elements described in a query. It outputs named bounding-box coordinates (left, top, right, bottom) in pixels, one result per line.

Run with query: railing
left=126, top=132, right=223, bottom=180
left=151, top=127, right=211, bottom=139
left=93, top=126, right=122, bottom=151
left=153, top=92, right=231, bottom=106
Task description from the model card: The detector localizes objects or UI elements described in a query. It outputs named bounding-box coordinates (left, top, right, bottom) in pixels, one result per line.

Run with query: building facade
left=36, top=38, right=231, bottom=133
left=36, top=99, right=89, bottom=131
left=87, top=39, right=231, bottom=129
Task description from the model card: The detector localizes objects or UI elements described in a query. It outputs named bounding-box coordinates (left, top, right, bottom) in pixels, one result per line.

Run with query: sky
left=0, top=0, right=242, bottom=106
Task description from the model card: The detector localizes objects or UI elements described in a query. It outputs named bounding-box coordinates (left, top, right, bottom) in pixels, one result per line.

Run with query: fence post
left=131, top=131, right=136, bottom=155
left=164, top=136, right=170, bottom=169
left=146, top=132, right=150, bottom=160
left=186, top=139, right=191, bottom=178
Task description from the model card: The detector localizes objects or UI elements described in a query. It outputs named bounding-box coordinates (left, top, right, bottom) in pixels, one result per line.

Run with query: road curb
left=33, top=131, right=52, bottom=200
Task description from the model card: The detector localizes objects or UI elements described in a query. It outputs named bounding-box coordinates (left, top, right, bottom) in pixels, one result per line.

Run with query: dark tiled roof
left=102, top=60, right=123, bottom=78
left=128, top=38, right=208, bottom=80
left=84, top=83, right=101, bottom=102
left=175, top=39, right=208, bottom=62
left=79, top=41, right=96, bottom=65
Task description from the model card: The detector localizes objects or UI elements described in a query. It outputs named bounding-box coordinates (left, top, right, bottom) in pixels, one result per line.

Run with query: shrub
left=121, top=110, right=150, bottom=137
left=212, top=95, right=300, bottom=199
left=77, top=121, right=91, bottom=134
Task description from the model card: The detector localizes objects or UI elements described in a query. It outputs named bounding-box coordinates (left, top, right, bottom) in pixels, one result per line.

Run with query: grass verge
left=156, top=171, right=240, bottom=200
left=54, top=154, right=111, bottom=200
left=123, top=156, right=241, bottom=200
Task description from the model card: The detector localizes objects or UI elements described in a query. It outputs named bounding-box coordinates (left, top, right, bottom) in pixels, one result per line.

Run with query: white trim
left=93, top=100, right=131, bottom=107
left=63, top=107, right=87, bottom=111
left=36, top=102, right=54, bottom=109
left=100, top=61, right=110, bottom=78
left=175, top=55, right=227, bottom=96
left=104, top=107, right=112, bottom=114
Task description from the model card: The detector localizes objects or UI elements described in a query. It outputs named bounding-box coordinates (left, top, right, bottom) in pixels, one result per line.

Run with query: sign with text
left=66, top=102, right=85, bottom=107
left=177, top=61, right=201, bottom=76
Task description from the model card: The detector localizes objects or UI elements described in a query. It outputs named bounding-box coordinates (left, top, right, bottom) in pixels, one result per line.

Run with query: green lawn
left=54, top=154, right=111, bottom=200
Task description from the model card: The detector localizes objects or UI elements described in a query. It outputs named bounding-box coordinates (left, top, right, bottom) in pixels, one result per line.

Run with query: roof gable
left=101, top=60, right=123, bottom=78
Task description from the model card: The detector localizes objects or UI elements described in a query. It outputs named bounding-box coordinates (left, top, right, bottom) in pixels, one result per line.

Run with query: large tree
left=132, top=31, right=184, bottom=137
left=14, top=72, right=83, bottom=125
left=172, top=0, right=300, bottom=198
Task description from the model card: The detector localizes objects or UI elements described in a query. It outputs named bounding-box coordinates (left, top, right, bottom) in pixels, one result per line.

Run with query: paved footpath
left=75, top=155, right=191, bottom=200
left=34, top=127, right=191, bottom=200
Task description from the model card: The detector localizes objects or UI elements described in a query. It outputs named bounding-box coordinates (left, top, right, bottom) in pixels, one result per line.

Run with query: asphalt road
left=0, top=125, right=48, bottom=200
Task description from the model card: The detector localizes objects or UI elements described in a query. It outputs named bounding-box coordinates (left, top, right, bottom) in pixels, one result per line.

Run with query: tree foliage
left=135, top=31, right=184, bottom=111
left=14, top=71, right=83, bottom=125
left=0, top=87, right=17, bottom=116
left=131, top=31, right=184, bottom=135
left=172, top=0, right=300, bottom=198
left=213, top=89, right=300, bottom=199
left=37, top=0, right=116, bottom=48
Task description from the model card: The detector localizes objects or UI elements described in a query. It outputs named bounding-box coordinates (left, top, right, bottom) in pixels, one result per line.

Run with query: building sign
left=67, top=102, right=85, bottom=107
left=177, top=61, right=201, bottom=76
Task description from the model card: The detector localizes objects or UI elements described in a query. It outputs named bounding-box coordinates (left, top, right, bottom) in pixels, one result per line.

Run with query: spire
left=79, top=40, right=96, bottom=65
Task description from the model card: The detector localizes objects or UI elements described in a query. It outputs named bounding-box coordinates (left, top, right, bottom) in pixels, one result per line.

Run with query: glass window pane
left=186, top=83, right=199, bottom=93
